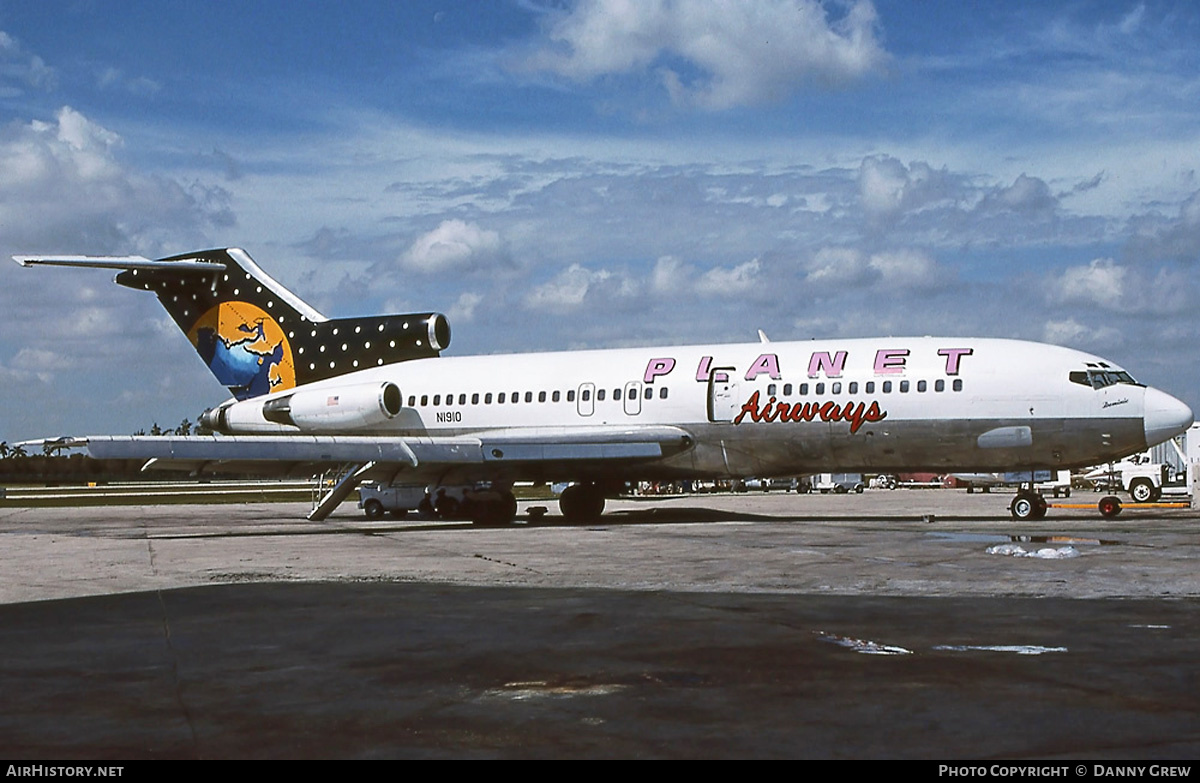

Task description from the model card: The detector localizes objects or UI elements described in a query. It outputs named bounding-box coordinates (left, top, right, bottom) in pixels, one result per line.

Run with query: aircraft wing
left=74, top=425, right=695, bottom=483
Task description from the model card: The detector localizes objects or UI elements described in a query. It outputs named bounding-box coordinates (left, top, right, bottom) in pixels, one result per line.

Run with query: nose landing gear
left=1009, top=490, right=1048, bottom=520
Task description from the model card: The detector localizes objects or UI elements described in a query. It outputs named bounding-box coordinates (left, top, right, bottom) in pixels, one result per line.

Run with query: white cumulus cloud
left=1049, top=257, right=1188, bottom=315
left=447, top=292, right=484, bottom=322
left=399, top=219, right=505, bottom=273
left=0, top=106, right=231, bottom=253
left=525, top=263, right=613, bottom=311
left=695, top=257, right=761, bottom=295
left=526, top=0, right=888, bottom=109
left=858, top=156, right=957, bottom=218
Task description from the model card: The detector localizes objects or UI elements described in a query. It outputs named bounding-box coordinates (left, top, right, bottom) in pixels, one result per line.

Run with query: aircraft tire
left=560, top=484, right=605, bottom=524
left=470, top=493, right=517, bottom=527
left=363, top=499, right=385, bottom=519
left=435, top=496, right=460, bottom=519
left=1010, top=491, right=1044, bottom=521
left=1098, top=496, right=1123, bottom=517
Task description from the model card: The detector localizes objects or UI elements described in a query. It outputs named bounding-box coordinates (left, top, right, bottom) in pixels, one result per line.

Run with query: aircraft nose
left=1143, top=387, right=1194, bottom=447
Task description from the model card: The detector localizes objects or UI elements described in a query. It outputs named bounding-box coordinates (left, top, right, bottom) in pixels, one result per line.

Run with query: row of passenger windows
left=409, top=378, right=965, bottom=407
left=765, top=379, right=964, bottom=395
left=410, top=386, right=672, bottom=407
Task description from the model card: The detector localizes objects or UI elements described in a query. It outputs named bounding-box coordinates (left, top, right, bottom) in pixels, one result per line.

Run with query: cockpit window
left=1070, top=369, right=1140, bottom=389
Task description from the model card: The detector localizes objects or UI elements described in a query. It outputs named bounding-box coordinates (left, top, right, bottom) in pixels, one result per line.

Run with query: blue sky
left=2, top=0, right=1199, bottom=440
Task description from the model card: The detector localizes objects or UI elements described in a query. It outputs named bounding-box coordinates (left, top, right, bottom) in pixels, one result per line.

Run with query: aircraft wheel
left=435, top=496, right=460, bottom=518
left=1098, top=496, right=1123, bottom=518
left=1129, top=479, right=1154, bottom=503
left=1010, top=492, right=1043, bottom=521
left=560, top=484, right=605, bottom=523
left=471, top=492, right=517, bottom=526
left=363, top=499, right=385, bottom=519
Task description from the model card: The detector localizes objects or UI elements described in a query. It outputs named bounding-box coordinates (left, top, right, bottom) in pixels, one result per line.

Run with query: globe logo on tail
left=187, top=301, right=296, bottom=400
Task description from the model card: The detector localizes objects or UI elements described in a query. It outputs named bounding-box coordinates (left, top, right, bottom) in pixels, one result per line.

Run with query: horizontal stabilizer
left=13, top=255, right=226, bottom=272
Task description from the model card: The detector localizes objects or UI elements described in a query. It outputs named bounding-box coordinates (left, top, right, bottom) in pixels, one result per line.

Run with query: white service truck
left=1084, top=454, right=1178, bottom=502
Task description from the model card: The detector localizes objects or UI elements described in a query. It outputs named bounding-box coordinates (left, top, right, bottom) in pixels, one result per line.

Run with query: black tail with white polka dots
left=114, top=247, right=450, bottom=400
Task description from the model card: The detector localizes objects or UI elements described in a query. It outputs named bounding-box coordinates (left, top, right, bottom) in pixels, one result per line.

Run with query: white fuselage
left=209, top=336, right=1192, bottom=483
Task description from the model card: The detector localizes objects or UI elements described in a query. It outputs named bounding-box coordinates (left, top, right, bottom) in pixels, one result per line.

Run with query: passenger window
left=614, top=388, right=622, bottom=401
left=953, top=379, right=963, bottom=392
left=768, top=383, right=777, bottom=396
left=900, top=381, right=909, bottom=393
left=644, top=387, right=653, bottom=399
left=459, top=394, right=467, bottom=405
left=471, top=393, right=479, bottom=404
left=660, top=387, right=669, bottom=399
left=433, top=395, right=441, bottom=405
left=917, top=380, right=926, bottom=392
left=538, top=391, right=546, bottom=403
left=783, top=383, right=793, bottom=396
left=581, top=389, right=590, bottom=402
left=568, top=390, right=576, bottom=402
left=421, top=395, right=429, bottom=406
left=816, top=383, right=825, bottom=395
left=553, top=391, right=561, bottom=402
left=407, top=395, right=416, bottom=407
left=848, top=382, right=858, bottom=394
left=800, top=383, right=809, bottom=395
left=935, top=380, right=944, bottom=392
left=865, top=382, right=875, bottom=394
left=485, top=393, right=493, bottom=404
left=597, top=389, right=606, bottom=401
left=512, top=392, right=520, bottom=404
left=882, top=381, right=892, bottom=393
left=498, top=393, right=506, bottom=403
left=831, top=382, right=842, bottom=394
left=525, top=391, right=533, bottom=403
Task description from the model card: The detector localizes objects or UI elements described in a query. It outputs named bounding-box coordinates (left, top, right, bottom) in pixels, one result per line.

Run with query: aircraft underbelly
left=661, top=415, right=1143, bottom=478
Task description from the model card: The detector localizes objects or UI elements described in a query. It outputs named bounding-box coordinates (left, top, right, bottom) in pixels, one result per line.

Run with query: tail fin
left=15, top=247, right=450, bottom=400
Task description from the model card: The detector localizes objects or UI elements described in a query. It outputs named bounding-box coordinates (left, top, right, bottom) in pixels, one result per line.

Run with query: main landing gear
left=559, top=482, right=606, bottom=524
left=466, top=490, right=518, bottom=527
left=1009, top=489, right=1048, bottom=520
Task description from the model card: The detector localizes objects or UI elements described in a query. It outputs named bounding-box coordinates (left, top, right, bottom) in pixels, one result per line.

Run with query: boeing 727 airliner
left=14, top=248, right=1194, bottom=524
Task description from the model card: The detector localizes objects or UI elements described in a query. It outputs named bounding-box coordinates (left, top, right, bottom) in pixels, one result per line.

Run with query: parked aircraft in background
left=946, top=470, right=1072, bottom=497
left=14, top=248, right=1194, bottom=523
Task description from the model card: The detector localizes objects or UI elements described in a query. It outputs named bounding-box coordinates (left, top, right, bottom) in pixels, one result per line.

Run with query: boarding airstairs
left=310, top=462, right=375, bottom=521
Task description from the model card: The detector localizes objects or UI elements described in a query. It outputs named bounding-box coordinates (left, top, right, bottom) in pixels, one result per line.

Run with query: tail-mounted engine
left=201, top=381, right=404, bottom=434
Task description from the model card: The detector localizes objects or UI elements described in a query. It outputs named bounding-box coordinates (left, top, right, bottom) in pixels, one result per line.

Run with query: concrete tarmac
left=0, top=490, right=1197, bottom=758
